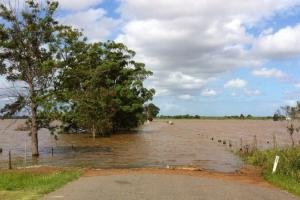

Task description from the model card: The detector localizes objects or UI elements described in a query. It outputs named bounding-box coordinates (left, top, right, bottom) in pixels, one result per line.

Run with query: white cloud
left=57, top=0, right=103, bottom=10
left=254, top=24, right=300, bottom=59
left=118, top=0, right=299, bottom=23
left=245, top=89, right=261, bottom=96
left=178, top=94, right=194, bottom=100
left=116, top=0, right=300, bottom=96
left=294, top=83, right=300, bottom=88
left=201, top=89, right=218, bottom=97
left=58, top=8, right=121, bottom=42
left=148, top=72, right=210, bottom=96
left=252, top=68, right=287, bottom=78
left=166, top=72, right=207, bottom=90
left=224, top=79, right=247, bottom=88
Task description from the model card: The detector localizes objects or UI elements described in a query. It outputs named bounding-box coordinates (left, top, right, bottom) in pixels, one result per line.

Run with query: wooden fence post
left=273, top=133, right=277, bottom=149
left=8, top=150, right=12, bottom=170
left=253, top=135, right=257, bottom=152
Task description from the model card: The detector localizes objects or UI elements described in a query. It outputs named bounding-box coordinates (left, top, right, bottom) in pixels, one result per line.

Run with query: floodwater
left=0, top=119, right=296, bottom=172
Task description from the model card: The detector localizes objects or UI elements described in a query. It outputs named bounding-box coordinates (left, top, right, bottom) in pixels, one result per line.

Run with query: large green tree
left=55, top=41, right=155, bottom=137
left=0, top=0, right=78, bottom=156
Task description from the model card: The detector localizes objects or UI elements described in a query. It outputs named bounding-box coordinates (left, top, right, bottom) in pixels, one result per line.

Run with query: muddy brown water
left=0, top=119, right=296, bottom=172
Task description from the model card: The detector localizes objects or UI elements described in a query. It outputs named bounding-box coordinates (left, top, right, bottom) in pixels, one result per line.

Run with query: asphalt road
left=42, top=173, right=299, bottom=200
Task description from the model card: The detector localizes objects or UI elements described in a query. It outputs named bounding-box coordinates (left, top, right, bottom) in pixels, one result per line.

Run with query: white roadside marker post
left=272, top=155, right=280, bottom=173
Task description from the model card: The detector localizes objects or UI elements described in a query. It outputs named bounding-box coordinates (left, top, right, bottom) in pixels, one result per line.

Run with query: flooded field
left=0, top=119, right=296, bottom=172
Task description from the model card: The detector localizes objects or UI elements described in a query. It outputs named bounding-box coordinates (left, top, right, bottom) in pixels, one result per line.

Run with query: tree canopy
left=55, top=41, right=155, bottom=137
left=0, top=0, right=157, bottom=155
left=0, top=0, right=79, bottom=156
left=145, top=103, right=160, bottom=121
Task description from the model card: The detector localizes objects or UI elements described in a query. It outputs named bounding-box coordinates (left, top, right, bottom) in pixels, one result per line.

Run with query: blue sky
left=2, top=0, right=300, bottom=116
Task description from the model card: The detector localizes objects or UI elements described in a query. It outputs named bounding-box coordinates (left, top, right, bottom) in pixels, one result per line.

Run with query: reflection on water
left=0, top=119, right=294, bottom=172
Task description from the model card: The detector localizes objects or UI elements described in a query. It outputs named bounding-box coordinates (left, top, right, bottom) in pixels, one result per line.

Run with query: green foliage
left=146, top=103, right=160, bottom=120
left=0, top=96, right=26, bottom=117
left=0, top=0, right=83, bottom=121
left=243, top=148, right=300, bottom=196
left=55, top=41, right=155, bottom=135
left=0, top=1, right=155, bottom=141
left=0, top=170, right=81, bottom=200
left=273, top=114, right=282, bottom=121
left=273, top=109, right=285, bottom=121
left=0, top=0, right=83, bottom=155
left=0, top=0, right=62, bottom=101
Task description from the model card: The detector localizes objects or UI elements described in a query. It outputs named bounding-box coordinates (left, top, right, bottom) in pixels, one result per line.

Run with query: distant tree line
left=0, top=1, right=158, bottom=156
left=158, top=114, right=272, bottom=120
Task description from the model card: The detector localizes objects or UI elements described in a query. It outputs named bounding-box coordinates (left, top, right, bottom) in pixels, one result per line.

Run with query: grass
left=0, top=169, right=81, bottom=200
left=242, top=147, right=300, bottom=196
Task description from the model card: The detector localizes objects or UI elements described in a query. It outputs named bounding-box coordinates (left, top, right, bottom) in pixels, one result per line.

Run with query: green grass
left=264, top=174, right=300, bottom=196
left=0, top=169, right=81, bottom=200
left=242, top=147, right=300, bottom=196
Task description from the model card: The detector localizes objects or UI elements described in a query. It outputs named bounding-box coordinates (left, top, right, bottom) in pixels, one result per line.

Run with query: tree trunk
left=29, top=82, right=39, bottom=157
left=92, top=124, right=96, bottom=140
left=290, top=134, right=295, bottom=148
left=31, top=104, right=39, bottom=156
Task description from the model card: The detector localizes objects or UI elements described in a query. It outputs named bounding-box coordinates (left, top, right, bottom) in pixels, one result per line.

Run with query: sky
left=1, top=0, right=300, bottom=116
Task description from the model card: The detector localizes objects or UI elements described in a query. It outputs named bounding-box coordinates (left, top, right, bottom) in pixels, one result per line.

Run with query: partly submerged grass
left=0, top=191, right=37, bottom=200
left=242, top=147, right=300, bottom=196
left=0, top=169, right=81, bottom=200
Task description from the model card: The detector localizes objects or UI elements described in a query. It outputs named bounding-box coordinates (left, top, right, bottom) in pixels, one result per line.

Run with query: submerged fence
left=0, top=145, right=113, bottom=169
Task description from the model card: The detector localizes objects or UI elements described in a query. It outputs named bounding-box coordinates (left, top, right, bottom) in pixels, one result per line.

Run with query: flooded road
left=0, top=119, right=295, bottom=172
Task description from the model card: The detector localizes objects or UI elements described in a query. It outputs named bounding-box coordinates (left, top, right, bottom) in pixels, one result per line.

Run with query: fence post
left=253, top=135, right=257, bottom=152
left=8, top=150, right=12, bottom=170
left=240, top=137, right=243, bottom=151
left=273, top=132, right=277, bottom=149
left=51, top=147, right=54, bottom=157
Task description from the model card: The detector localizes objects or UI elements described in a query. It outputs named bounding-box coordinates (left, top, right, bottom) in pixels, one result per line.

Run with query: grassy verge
left=242, top=147, right=300, bottom=196
left=0, top=168, right=81, bottom=200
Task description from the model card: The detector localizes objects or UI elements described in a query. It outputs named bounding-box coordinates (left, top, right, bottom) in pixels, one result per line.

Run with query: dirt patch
left=83, top=165, right=272, bottom=188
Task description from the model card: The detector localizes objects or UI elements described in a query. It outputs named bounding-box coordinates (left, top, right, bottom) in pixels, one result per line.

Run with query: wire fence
left=0, top=144, right=115, bottom=169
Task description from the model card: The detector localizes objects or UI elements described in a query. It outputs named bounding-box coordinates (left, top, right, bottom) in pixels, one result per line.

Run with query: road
left=42, top=169, right=299, bottom=200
